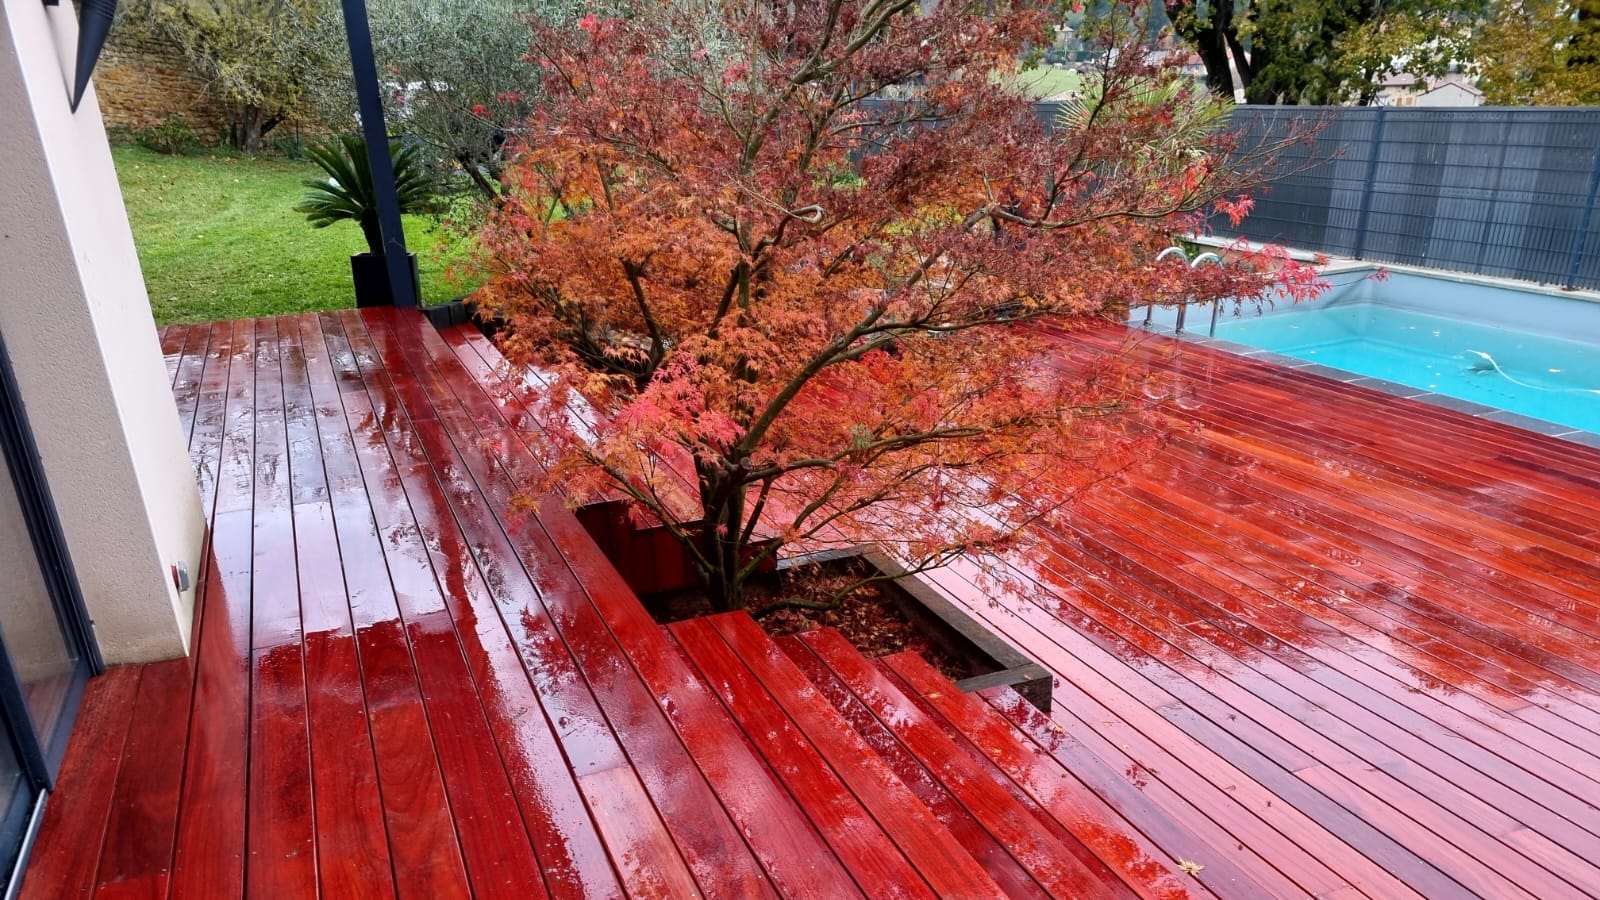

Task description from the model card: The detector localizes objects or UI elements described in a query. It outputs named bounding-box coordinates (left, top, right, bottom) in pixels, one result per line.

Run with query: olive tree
left=124, top=0, right=339, bottom=152
left=306, top=0, right=583, bottom=203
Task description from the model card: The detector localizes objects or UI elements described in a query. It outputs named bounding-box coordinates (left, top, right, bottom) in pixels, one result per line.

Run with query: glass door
left=0, top=733, right=31, bottom=886
left=0, top=333, right=100, bottom=887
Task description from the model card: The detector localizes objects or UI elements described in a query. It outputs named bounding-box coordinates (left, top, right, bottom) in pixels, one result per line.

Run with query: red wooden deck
left=925, top=326, right=1600, bottom=899
left=18, top=307, right=1600, bottom=898
left=19, top=309, right=1196, bottom=899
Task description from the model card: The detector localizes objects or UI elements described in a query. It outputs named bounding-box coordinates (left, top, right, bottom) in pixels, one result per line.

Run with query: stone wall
left=95, top=28, right=227, bottom=144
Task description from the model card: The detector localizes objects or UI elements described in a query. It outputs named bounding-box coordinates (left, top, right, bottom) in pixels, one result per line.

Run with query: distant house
left=1413, top=78, right=1485, bottom=107
left=1375, top=71, right=1484, bottom=107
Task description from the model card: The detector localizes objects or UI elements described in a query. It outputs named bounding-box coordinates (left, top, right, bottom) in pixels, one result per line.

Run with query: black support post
left=340, top=0, right=415, bottom=308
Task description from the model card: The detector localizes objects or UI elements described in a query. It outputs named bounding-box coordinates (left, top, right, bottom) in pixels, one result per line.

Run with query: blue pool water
left=1192, top=272, right=1600, bottom=435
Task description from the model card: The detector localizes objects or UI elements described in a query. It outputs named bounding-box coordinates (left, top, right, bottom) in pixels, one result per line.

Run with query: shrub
left=135, top=115, right=201, bottom=155
left=296, top=134, right=440, bottom=255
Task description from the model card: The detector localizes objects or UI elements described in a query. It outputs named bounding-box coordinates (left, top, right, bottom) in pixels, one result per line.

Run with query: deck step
left=774, top=634, right=1098, bottom=899
left=875, top=648, right=1279, bottom=900
left=784, top=629, right=1202, bottom=900
left=667, top=613, right=1005, bottom=899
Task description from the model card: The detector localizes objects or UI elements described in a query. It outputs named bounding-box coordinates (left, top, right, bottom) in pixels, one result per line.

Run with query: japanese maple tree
left=475, top=0, right=1320, bottom=613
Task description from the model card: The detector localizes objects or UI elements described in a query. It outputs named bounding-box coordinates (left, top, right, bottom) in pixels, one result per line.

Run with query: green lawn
left=113, top=145, right=483, bottom=325
left=1010, top=67, right=1082, bottom=99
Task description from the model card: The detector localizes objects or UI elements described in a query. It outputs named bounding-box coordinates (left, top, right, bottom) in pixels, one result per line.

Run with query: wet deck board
left=43, top=309, right=1104, bottom=899
left=28, top=311, right=1600, bottom=899
left=24, top=310, right=770, bottom=898
left=925, top=326, right=1600, bottom=899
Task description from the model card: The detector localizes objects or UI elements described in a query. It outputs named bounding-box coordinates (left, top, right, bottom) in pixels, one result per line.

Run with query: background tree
left=1164, top=0, right=1479, bottom=103
left=1475, top=0, right=1600, bottom=105
left=123, top=0, right=338, bottom=152
left=365, top=0, right=582, bottom=202
left=476, top=0, right=1321, bottom=613
left=303, top=0, right=584, bottom=208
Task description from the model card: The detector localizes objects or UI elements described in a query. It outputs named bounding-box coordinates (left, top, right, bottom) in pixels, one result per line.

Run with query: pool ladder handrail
left=1147, top=249, right=1225, bottom=337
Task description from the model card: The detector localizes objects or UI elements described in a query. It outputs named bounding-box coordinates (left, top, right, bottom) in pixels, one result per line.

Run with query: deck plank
left=1151, top=433, right=1600, bottom=736
left=30, top=311, right=1600, bottom=900
left=1081, top=479, right=1600, bottom=836
left=993, top=529, right=1486, bottom=897
left=698, top=613, right=1004, bottom=898
left=1074, top=334, right=1600, bottom=605
left=292, top=317, right=406, bottom=896
left=773, top=635, right=1048, bottom=899
left=169, top=324, right=209, bottom=444
left=382, top=310, right=833, bottom=897
left=336, top=311, right=578, bottom=898
left=291, top=307, right=400, bottom=890
left=342, top=325, right=628, bottom=899
left=285, top=312, right=396, bottom=898
left=168, top=315, right=257, bottom=899
left=316, top=311, right=472, bottom=898
left=877, top=651, right=1247, bottom=900
left=92, top=658, right=195, bottom=900
left=575, top=767, right=703, bottom=898
left=243, top=317, right=320, bottom=899
left=187, top=321, right=236, bottom=513
left=315, top=312, right=480, bottom=890
left=930, top=555, right=1560, bottom=899
left=161, top=324, right=186, bottom=384
left=986, top=326, right=1600, bottom=898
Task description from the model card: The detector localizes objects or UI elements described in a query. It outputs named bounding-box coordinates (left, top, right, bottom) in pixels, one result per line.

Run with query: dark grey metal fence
left=1214, top=106, right=1600, bottom=290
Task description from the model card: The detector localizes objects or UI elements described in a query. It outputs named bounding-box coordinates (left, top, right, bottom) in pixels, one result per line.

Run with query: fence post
left=1351, top=106, right=1387, bottom=260
left=1566, top=143, right=1600, bottom=289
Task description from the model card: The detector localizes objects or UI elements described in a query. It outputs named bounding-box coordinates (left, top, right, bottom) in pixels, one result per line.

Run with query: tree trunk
left=228, top=105, right=265, bottom=153
left=455, top=152, right=502, bottom=201
left=224, top=105, right=285, bottom=153
left=698, top=465, right=747, bottom=612
left=1240, top=41, right=1285, bottom=104
left=1572, top=0, right=1600, bottom=68
left=358, top=211, right=384, bottom=256
left=1242, top=78, right=1282, bottom=105
left=1167, top=0, right=1236, bottom=97
left=1223, top=29, right=1256, bottom=93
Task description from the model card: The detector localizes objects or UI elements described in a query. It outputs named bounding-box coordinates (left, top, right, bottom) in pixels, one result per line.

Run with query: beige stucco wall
left=0, top=0, right=206, bottom=663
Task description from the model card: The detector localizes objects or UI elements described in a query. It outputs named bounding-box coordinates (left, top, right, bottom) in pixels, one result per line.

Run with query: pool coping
left=1185, top=239, right=1600, bottom=307
left=1155, top=326, right=1600, bottom=449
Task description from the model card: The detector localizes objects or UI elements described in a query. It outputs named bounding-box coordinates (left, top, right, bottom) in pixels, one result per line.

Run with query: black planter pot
left=350, top=252, right=421, bottom=308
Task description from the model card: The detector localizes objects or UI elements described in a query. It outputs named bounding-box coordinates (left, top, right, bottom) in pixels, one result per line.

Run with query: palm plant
left=1056, top=73, right=1232, bottom=181
left=296, top=134, right=439, bottom=255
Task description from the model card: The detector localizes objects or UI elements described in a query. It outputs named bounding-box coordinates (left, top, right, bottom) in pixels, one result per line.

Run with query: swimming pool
left=1143, top=269, right=1600, bottom=437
